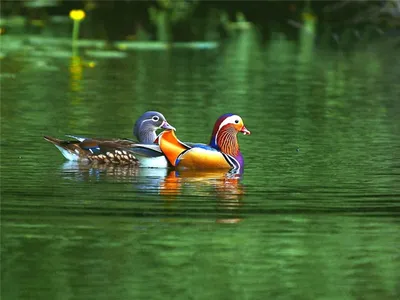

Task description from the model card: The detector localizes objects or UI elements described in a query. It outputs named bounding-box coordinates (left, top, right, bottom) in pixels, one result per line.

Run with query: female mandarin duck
left=44, top=111, right=175, bottom=167
left=154, top=113, right=250, bottom=172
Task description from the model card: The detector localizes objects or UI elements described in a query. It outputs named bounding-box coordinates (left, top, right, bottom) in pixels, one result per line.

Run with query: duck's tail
left=44, top=136, right=81, bottom=161
left=44, top=135, right=64, bottom=145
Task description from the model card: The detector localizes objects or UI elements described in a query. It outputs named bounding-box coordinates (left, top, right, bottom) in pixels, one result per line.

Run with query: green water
left=1, top=33, right=400, bottom=300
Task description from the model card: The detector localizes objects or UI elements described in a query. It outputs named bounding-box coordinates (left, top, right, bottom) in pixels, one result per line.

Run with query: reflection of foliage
left=148, top=0, right=198, bottom=25
left=151, top=0, right=198, bottom=23
left=317, top=1, right=400, bottom=48
left=323, top=0, right=400, bottom=26
left=148, top=0, right=198, bottom=41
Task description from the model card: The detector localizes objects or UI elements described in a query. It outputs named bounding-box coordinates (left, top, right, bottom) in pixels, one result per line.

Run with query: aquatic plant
left=69, top=9, right=85, bottom=53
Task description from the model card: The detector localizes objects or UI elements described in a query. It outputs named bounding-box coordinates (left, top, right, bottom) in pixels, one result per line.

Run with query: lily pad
left=173, top=41, right=219, bottom=49
left=85, top=50, right=127, bottom=59
left=27, top=36, right=106, bottom=49
left=29, top=48, right=73, bottom=58
left=114, top=41, right=169, bottom=50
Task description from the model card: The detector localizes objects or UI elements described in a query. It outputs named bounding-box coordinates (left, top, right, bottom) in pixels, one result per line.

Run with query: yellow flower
left=302, top=12, right=316, bottom=22
left=69, top=10, right=86, bottom=21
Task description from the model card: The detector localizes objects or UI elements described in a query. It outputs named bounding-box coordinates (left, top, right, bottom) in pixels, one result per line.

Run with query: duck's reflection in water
left=61, top=161, right=167, bottom=181
left=161, top=169, right=244, bottom=200
left=160, top=169, right=245, bottom=223
left=60, top=162, right=244, bottom=222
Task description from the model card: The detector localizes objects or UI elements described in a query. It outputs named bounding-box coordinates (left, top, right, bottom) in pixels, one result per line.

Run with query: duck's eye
left=152, top=116, right=159, bottom=122
left=234, top=119, right=239, bottom=124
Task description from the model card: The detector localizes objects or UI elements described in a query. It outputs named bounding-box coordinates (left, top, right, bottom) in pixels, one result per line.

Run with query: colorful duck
left=153, top=113, right=250, bottom=172
left=44, top=111, right=175, bottom=166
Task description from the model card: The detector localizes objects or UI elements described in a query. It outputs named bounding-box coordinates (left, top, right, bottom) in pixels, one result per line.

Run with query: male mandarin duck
left=44, top=111, right=175, bottom=167
left=154, top=113, right=250, bottom=171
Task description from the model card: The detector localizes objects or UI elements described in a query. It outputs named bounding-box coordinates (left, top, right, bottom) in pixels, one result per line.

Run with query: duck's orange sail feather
left=157, top=130, right=189, bottom=167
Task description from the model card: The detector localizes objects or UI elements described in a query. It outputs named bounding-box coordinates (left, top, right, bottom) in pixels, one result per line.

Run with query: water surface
left=1, top=33, right=400, bottom=299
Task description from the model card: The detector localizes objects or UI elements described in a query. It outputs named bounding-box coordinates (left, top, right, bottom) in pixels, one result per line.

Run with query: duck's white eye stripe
left=218, top=115, right=241, bottom=130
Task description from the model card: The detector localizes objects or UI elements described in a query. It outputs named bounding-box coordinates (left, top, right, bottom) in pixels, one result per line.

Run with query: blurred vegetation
left=0, top=0, right=398, bottom=46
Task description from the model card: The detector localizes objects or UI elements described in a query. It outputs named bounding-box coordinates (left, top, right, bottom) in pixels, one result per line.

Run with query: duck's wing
left=128, top=144, right=164, bottom=158
left=174, top=146, right=233, bottom=170
left=44, top=136, right=139, bottom=164
left=65, top=135, right=135, bottom=143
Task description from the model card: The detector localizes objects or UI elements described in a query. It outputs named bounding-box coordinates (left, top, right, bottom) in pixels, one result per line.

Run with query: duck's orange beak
left=240, top=126, right=251, bottom=135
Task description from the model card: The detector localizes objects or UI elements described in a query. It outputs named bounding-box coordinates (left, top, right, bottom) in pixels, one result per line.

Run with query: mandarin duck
left=152, top=113, right=250, bottom=172
left=44, top=111, right=175, bottom=167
